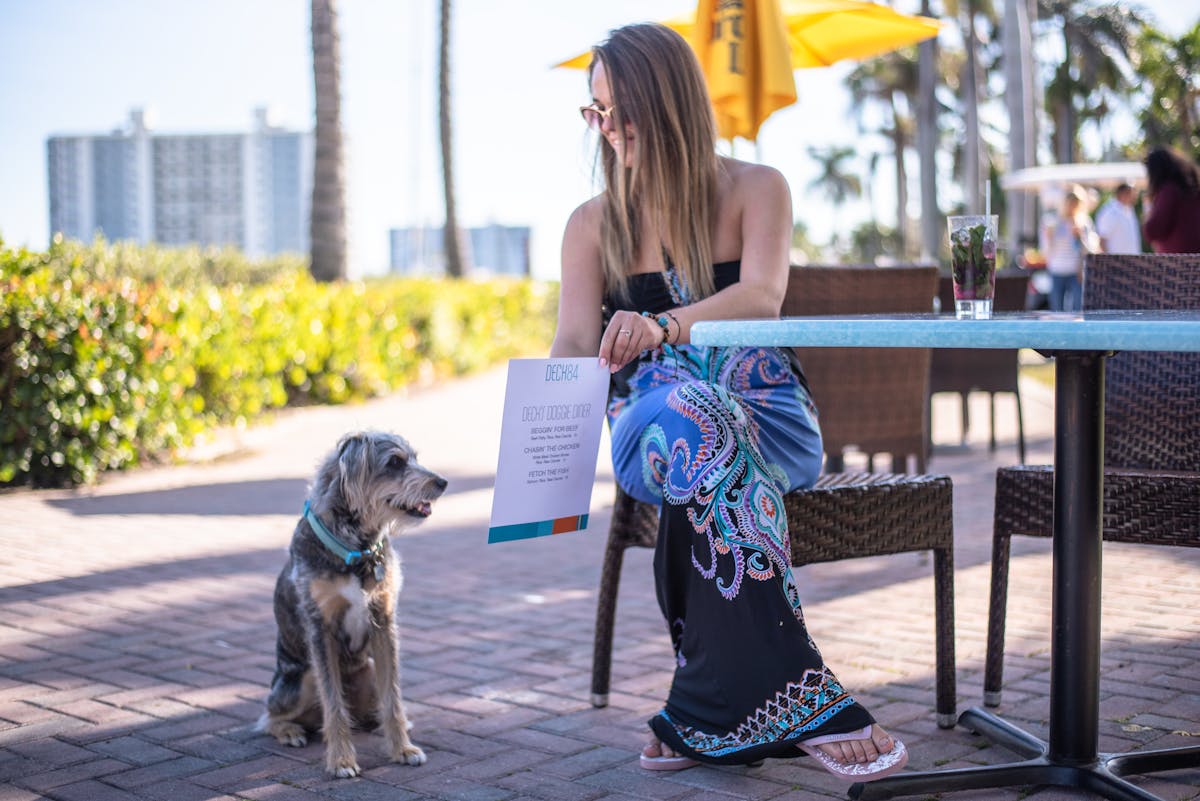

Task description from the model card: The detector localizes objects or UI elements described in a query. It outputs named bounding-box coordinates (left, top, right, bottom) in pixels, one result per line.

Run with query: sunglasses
left=579, top=102, right=617, bottom=130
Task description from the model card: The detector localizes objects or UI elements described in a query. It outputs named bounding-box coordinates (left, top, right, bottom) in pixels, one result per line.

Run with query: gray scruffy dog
left=259, top=430, right=447, bottom=778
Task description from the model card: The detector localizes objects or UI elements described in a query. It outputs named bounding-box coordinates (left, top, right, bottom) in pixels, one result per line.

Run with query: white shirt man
left=1094, top=184, right=1142, bottom=254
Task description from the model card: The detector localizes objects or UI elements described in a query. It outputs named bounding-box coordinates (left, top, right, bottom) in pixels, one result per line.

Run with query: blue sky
left=1, top=0, right=1194, bottom=279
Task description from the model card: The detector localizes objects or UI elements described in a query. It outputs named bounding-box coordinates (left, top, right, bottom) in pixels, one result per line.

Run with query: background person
left=550, top=23, right=906, bottom=781
left=1094, top=182, right=1142, bottom=254
left=1142, top=145, right=1200, bottom=253
left=1043, top=184, right=1095, bottom=311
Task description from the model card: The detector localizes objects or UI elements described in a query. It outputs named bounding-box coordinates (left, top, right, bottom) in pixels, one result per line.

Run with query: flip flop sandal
left=797, top=725, right=909, bottom=782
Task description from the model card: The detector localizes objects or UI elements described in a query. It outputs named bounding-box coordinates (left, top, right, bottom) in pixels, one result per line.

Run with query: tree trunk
left=1004, top=0, right=1037, bottom=252
left=1056, top=26, right=1075, bottom=163
left=962, top=0, right=982, bottom=214
left=309, top=0, right=347, bottom=282
left=891, top=108, right=909, bottom=258
left=439, top=0, right=467, bottom=277
left=917, top=0, right=940, bottom=260
left=1053, top=94, right=1073, bottom=164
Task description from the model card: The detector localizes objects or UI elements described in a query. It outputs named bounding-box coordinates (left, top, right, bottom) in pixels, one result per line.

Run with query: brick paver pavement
left=1, top=365, right=1197, bottom=800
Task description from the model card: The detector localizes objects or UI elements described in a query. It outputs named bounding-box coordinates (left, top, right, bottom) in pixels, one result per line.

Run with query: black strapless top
left=604, top=260, right=740, bottom=315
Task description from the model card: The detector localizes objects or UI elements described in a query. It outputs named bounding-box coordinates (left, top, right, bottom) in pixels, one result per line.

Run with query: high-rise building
left=388, top=223, right=531, bottom=277
left=46, top=108, right=313, bottom=257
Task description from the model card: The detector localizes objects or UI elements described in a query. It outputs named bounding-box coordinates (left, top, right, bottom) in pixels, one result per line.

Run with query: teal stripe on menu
left=488, top=513, right=589, bottom=543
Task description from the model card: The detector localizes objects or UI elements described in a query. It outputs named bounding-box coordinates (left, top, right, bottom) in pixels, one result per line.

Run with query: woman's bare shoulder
left=567, top=194, right=606, bottom=230
left=563, top=194, right=605, bottom=260
left=718, top=158, right=789, bottom=215
left=720, top=156, right=787, bottom=191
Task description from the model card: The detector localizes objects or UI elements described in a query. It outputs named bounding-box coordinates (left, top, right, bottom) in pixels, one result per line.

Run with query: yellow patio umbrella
left=556, top=0, right=943, bottom=141
left=693, top=0, right=796, bottom=141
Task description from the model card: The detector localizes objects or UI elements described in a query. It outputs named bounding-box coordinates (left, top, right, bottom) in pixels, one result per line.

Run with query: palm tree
left=309, top=0, right=347, bottom=282
left=806, top=145, right=863, bottom=250
left=1135, top=22, right=1200, bottom=158
left=1004, top=0, right=1038, bottom=252
left=438, top=0, right=467, bottom=277
left=846, top=52, right=919, bottom=257
left=1037, top=0, right=1145, bottom=163
left=916, top=0, right=941, bottom=260
left=949, top=0, right=993, bottom=214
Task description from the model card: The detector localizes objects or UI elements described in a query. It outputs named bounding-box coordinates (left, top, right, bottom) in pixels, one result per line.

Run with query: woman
left=1142, top=146, right=1200, bottom=254
left=1042, top=185, right=1094, bottom=311
left=550, top=23, right=906, bottom=781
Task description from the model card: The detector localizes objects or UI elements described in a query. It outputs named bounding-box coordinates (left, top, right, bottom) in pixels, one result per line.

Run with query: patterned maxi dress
left=607, top=262, right=876, bottom=765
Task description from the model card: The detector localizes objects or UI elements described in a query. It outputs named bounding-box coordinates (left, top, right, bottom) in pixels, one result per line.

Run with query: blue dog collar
left=303, top=500, right=386, bottom=567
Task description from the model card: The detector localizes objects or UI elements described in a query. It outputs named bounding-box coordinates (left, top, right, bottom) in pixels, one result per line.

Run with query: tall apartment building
left=388, top=224, right=531, bottom=277
left=47, top=108, right=313, bottom=257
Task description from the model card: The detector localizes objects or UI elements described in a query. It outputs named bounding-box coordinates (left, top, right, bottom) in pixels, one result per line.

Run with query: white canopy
left=1001, top=162, right=1147, bottom=193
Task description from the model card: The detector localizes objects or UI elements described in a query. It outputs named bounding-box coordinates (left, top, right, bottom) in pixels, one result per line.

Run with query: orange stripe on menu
left=551, top=516, right=578, bottom=535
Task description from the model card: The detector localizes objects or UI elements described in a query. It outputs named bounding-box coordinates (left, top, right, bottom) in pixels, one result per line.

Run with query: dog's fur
left=259, top=430, right=446, bottom=778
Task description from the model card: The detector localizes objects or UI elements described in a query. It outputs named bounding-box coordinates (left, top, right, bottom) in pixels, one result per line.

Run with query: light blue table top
left=690, top=310, right=1200, bottom=352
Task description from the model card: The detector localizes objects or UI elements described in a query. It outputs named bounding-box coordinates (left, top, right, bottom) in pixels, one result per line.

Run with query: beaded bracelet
left=663, top=311, right=681, bottom=344
left=641, top=311, right=670, bottom=345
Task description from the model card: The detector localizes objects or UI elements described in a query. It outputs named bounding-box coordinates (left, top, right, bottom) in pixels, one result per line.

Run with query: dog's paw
left=270, top=721, right=308, bottom=748
left=327, top=757, right=362, bottom=778
left=392, top=743, right=426, bottom=766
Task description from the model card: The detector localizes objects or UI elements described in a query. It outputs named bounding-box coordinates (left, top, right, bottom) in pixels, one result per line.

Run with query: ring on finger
left=618, top=329, right=632, bottom=336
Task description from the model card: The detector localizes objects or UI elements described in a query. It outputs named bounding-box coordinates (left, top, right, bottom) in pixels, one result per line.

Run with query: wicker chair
left=929, top=271, right=1029, bottom=463
left=591, top=265, right=958, bottom=728
left=783, top=264, right=939, bottom=472
left=984, top=253, right=1200, bottom=706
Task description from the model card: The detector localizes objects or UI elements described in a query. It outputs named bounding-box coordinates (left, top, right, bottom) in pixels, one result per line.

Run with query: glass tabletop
left=690, top=310, right=1200, bottom=352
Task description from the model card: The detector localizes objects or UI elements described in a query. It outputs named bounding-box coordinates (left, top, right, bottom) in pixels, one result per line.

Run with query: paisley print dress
left=607, top=262, right=876, bottom=765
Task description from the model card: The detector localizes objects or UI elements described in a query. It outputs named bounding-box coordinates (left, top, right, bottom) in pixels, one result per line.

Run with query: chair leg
left=959, top=392, right=970, bottom=445
left=984, top=532, right=1013, bottom=707
left=1014, top=389, right=1026, bottom=464
left=591, top=539, right=628, bottom=708
left=988, top=393, right=998, bottom=452
left=933, top=545, right=957, bottom=728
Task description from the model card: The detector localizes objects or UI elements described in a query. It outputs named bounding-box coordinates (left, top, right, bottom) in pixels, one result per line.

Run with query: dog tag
left=374, top=562, right=386, bottom=582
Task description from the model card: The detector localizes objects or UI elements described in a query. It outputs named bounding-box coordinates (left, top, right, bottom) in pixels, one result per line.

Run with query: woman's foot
left=640, top=735, right=698, bottom=771
left=815, top=724, right=896, bottom=764
left=797, top=724, right=908, bottom=782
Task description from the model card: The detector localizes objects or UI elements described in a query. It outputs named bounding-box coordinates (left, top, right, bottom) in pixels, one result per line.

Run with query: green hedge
left=0, top=238, right=557, bottom=487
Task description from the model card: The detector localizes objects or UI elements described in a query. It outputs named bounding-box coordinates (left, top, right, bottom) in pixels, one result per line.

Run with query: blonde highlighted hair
left=588, top=23, right=719, bottom=302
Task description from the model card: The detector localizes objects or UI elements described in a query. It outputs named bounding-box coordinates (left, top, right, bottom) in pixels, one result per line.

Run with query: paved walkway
left=1, top=366, right=1198, bottom=801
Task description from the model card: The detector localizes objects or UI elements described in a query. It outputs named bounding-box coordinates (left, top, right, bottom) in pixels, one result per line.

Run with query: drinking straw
left=985, top=181, right=991, bottom=219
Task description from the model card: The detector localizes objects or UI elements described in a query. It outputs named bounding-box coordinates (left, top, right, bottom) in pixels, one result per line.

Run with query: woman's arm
left=551, top=199, right=606, bottom=359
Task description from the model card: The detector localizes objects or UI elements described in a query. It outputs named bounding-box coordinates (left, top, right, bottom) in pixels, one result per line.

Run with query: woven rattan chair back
left=930, top=271, right=1029, bottom=462
left=589, top=265, right=958, bottom=728
left=782, top=264, right=938, bottom=472
left=1083, top=253, right=1200, bottom=470
left=984, top=252, right=1200, bottom=707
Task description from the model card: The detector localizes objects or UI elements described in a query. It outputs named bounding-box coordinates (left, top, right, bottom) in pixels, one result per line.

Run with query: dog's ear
left=337, top=433, right=371, bottom=513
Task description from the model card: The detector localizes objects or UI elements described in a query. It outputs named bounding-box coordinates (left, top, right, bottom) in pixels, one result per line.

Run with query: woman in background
left=1142, top=146, right=1200, bottom=254
left=1043, top=184, right=1095, bottom=311
left=550, top=22, right=907, bottom=782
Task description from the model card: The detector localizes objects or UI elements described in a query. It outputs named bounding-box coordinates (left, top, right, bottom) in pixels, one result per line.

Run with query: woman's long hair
left=589, top=23, right=719, bottom=302
left=1144, top=146, right=1200, bottom=198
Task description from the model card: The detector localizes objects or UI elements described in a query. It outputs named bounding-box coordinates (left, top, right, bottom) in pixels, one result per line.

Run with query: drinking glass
left=947, top=215, right=999, bottom=319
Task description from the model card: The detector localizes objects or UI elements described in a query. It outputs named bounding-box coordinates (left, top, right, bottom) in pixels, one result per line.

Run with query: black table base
left=851, top=707, right=1200, bottom=801
left=849, top=352, right=1200, bottom=801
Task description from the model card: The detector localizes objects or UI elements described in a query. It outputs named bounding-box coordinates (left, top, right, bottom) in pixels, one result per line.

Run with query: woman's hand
left=599, top=310, right=663, bottom=373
